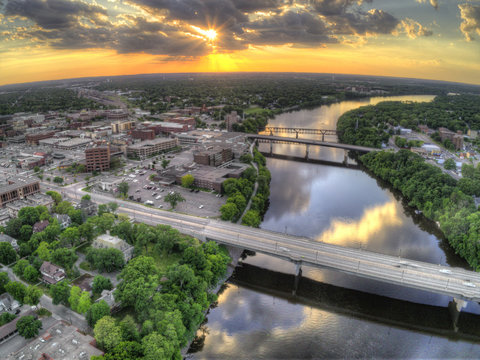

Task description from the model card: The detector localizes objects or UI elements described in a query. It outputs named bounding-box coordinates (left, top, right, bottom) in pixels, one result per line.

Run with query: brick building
left=225, top=111, right=238, bottom=131
left=25, top=131, right=56, bottom=145
left=193, top=146, right=233, bottom=167
left=85, top=146, right=110, bottom=172
left=127, top=137, right=178, bottom=158
left=132, top=129, right=155, bottom=141
left=438, top=127, right=463, bottom=150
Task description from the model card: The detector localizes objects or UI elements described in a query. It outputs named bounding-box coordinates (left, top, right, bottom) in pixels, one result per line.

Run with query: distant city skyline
left=1, top=0, right=479, bottom=86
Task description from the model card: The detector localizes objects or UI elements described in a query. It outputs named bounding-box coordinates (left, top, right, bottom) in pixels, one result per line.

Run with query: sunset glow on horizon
left=1, top=0, right=479, bottom=86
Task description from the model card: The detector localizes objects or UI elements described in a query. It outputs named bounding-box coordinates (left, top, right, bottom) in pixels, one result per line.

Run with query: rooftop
left=0, top=176, right=39, bottom=194
left=128, top=137, right=176, bottom=149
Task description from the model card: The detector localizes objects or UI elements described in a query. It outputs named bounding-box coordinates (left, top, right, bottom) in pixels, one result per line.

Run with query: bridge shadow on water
left=260, top=152, right=362, bottom=170
left=229, top=262, right=480, bottom=343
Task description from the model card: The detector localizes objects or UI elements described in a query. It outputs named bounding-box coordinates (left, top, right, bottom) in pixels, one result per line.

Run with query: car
left=15, top=309, right=21, bottom=315
left=135, top=189, right=141, bottom=193
left=439, top=269, right=452, bottom=274
left=157, top=205, right=163, bottom=208
left=195, top=189, right=200, bottom=193
left=156, top=195, right=162, bottom=200
left=463, top=282, right=476, bottom=288
left=152, top=192, right=157, bottom=196
left=279, top=247, right=290, bottom=252
left=190, top=188, right=195, bottom=192
left=199, top=205, right=204, bottom=209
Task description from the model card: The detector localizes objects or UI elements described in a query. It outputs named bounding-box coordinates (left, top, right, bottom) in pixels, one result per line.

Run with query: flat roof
left=128, top=137, right=176, bottom=149
left=0, top=176, right=39, bottom=194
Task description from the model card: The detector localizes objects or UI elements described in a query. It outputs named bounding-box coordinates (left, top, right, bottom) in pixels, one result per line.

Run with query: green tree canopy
left=17, top=315, right=42, bottom=339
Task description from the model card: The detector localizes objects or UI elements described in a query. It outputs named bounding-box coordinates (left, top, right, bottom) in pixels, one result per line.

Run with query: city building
left=99, top=177, right=122, bottom=192
left=92, top=231, right=134, bottom=261
left=438, top=127, right=463, bottom=150
left=40, top=261, right=66, bottom=284
left=85, top=146, right=110, bottom=172
left=107, top=110, right=129, bottom=121
left=175, top=163, right=248, bottom=192
left=7, top=321, right=103, bottom=360
left=0, top=176, right=40, bottom=208
left=25, top=131, right=56, bottom=145
left=193, top=146, right=233, bottom=167
left=56, top=138, right=91, bottom=150
left=127, top=137, right=178, bottom=158
left=225, top=111, right=238, bottom=131
left=131, top=129, right=155, bottom=141
left=111, top=120, right=134, bottom=133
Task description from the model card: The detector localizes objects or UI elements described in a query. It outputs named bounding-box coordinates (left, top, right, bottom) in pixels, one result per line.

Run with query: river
left=188, top=95, right=480, bottom=359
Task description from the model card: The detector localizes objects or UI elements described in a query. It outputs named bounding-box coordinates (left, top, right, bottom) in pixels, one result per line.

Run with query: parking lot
left=121, top=169, right=226, bottom=218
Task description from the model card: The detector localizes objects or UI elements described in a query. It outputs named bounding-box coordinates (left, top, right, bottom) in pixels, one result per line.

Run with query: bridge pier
left=293, top=262, right=302, bottom=295
left=448, top=298, right=468, bottom=331
left=305, top=145, right=310, bottom=160
left=296, top=131, right=299, bottom=139
left=322, top=133, right=325, bottom=142
left=270, top=140, right=273, bottom=155
left=343, top=150, right=349, bottom=165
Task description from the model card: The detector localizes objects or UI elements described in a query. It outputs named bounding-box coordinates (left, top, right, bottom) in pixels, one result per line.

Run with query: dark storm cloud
left=4, top=0, right=107, bottom=29
left=1, top=0, right=433, bottom=56
left=459, top=3, right=480, bottom=41
left=243, top=10, right=337, bottom=45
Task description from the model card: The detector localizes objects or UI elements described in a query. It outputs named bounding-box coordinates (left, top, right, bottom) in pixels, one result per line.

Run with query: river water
left=188, top=95, right=480, bottom=359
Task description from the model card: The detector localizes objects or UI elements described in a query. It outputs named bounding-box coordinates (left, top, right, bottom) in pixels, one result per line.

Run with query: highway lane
left=47, top=182, right=480, bottom=302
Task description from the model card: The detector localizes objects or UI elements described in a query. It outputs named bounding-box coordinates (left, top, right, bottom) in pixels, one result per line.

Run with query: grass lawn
left=244, top=106, right=267, bottom=115
left=143, top=243, right=182, bottom=274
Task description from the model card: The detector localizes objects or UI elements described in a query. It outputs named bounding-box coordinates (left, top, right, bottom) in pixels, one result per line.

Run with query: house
left=33, top=220, right=50, bottom=233
left=40, top=261, right=66, bottom=285
left=53, top=214, right=71, bottom=229
left=0, top=233, right=19, bottom=251
left=77, top=197, right=97, bottom=217
left=0, top=294, right=20, bottom=314
left=92, top=231, right=134, bottom=261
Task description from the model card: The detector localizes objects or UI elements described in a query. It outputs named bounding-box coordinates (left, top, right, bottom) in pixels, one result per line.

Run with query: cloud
left=311, top=0, right=372, bottom=16
left=458, top=3, right=480, bottom=41
left=399, top=18, right=433, bottom=39
left=5, top=0, right=108, bottom=29
left=415, top=0, right=438, bottom=10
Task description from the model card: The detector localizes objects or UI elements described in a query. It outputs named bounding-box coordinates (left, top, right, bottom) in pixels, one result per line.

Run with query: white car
left=156, top=195, right=162, bottom=200
left=463, top=282, right=476, bottom=288
left=439, top=269, right=452, bottom=274
left=198, top=205, right=204, bottom=209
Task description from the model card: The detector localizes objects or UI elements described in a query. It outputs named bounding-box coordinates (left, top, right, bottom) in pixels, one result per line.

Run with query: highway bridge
left=247, top=134, right=378, bottom=161
left=54, top=184, right=480, bottom=303
left=263, top=127, right=340, bottom=141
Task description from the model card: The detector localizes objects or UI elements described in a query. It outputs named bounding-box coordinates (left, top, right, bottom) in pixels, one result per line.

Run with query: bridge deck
left=247, top=134, right=378, bottom=153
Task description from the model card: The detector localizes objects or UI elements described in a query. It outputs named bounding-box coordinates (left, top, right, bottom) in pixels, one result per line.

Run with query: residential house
left=33, top=220, right=49, bottom=233
left=0, top=233, right=19, bottom=251
left=40, top=261, right=66, bottom=285
left=53, top=214, right=71, bottom=229
left=0, top=294, right=20, bottom=314
left=92, top=231, right=134, bottom=261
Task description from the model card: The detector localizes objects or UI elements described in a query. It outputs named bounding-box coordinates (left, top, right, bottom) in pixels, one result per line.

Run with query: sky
left=0, top=0, right=479, bottom=86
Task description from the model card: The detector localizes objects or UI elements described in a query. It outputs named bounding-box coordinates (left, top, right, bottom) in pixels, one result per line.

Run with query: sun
left=204, top=29, right=218, bottom=42
left=191, top=26, right=218, bottom=42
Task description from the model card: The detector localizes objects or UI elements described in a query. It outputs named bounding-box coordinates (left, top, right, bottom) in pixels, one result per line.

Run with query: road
left=44, top=181, right=480, bottom=302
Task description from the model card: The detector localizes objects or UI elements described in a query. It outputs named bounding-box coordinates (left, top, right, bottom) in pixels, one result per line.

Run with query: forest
left=0, top=88, right=102, bottom=115
left=360, top=150, right=480, bottom=270
left=337, top=95, right=480, bottom=148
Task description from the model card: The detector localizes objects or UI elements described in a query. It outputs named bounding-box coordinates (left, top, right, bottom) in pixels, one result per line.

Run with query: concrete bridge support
left=305, top=145, right=310, bottom=160
left=270, top=140, right=273, bottom=155
left=293, top=262, right=302, bottom=295
left=296, top=131, right=299, bottom=139
left=448, top=297, right=468, bottom=331
left=343, top=150, right=349, bottom=165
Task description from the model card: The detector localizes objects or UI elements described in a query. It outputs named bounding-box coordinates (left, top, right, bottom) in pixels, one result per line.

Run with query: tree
left=51, top=248, right=78, bottom=269
left=161, top=159, right=170, bottom=169
left=68, top=209, right=84, bottom=226
left=164, top=192, right=185, bottom=209
left=59, top=227, right=80, bottom=247
left=98, top=204, right=109, bottom=216
left=36, top=242, right=51, bottom=261
left=81, top=194, right=91, bottom=201
left=53, top=176, right=63, bottom=184
left=86, top=300, right=110, bottom=327
left=0, top=272, right=10, bottom=294
left=68, top=286, right=82, bottom=311
left=94, top=316, right=122, bottom=351
left=33, top=166, right=40, bottom=173
left=16, top=315, right=42, bottom=339
left=55, top=200, right=74, bottom=215
left=220, top=202, right=239, bottom=221
left=444, top=158, right=456, bottom=170
left=0, top=312, right=16, bottom=326
left=242, top=210, right=261, bottom=227
left=119, top=315, right=139, bottom=342
left=108, top=202, right=119, bottom=214
left=24, top=286, right=42, bottom=306
left=92, top=275, right=113, bottom=295
left=6, top=281, right=27, bottom=302
left=18, top=207, right=40, bottom=226
left=0, top=242, right=17, bottom=265
left=77, top=291, right=92, bottom=314
left=46, top=191, right=62, bottom=205
left=118, top=182, right=129, bottom=197
left=19, top=224, right=33, bottom=242
left=13, top=259, right=29, bottom=277
left=23, top=265, right=39, bottom=283
left=5, top=218, right=23, bottom=239
left=86, top=248, right=125, bottom=272
left=181, top=174, right=194, bottom=188
left=50, top=281, right=70, bottom=305
left=79, top=222, right=95, bottom=242
left=91, top=341, right=143, bottom=360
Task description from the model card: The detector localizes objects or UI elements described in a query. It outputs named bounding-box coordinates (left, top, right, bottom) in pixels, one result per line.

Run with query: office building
left=85, top=146, right=110, bottom=172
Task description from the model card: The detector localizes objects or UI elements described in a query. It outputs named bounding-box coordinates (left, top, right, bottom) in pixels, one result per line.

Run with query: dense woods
left=337, top=95, right=480, bottom=148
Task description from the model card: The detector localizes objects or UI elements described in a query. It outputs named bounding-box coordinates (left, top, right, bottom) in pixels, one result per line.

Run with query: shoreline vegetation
left=336, top=94, right=480, bottom=270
